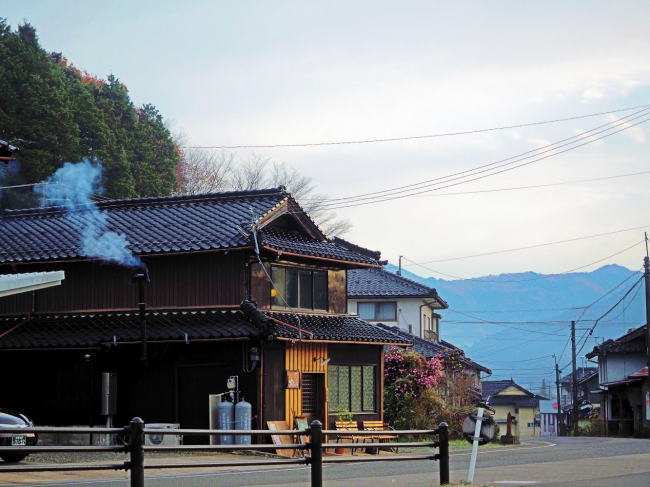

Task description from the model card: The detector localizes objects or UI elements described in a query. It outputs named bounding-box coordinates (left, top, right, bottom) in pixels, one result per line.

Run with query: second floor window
left=357, top=301, right=397, bottom=321
left=271, top=266, right=328, bottom=310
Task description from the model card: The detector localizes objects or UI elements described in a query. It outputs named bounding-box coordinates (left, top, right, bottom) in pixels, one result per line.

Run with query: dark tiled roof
left=331, top=237, right=383, bottom=261
left=0, top=308, right=266, bottom=349
left=0, top=188, right=377, bottom=266
left=0, top=189, right=285, bottom=263
left=0, top=302, right=405, bottom=349
left=482, top=379, right=538, bottom=398
left=487, top=395, right=544, bottom=408
left=560, top=367, right=598, bottom=384
left=265, top=311, right=408, bottom=344
left=348, top=268, right=447, bottom=305
left=260, top=228, right=379, bottom=265
left=482, top=379, right=545, bottom=407
left=482, top=380, right=512, bottom=398
left=586, top=325, right=647, bottom=359
left=376, top=324, right=491, bottom=373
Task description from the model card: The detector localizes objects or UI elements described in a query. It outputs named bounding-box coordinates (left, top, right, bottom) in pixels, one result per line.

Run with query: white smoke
left=41, top=160, right=143, bottom=268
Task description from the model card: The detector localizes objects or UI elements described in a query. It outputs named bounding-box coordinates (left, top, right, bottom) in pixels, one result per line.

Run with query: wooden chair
left=334, top=421, right=367, bottom=455
left=362, top=420, right=399, bottom=454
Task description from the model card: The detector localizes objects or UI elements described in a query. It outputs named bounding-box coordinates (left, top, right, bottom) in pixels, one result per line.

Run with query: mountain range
left=384, top=262, right=646, bottom=394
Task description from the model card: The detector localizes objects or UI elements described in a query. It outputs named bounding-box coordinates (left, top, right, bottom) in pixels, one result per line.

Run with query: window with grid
left=328, top=365, right=375, bottom=412
left=271, top=266, right=328, bottom=310
left=302, top=373, right=316, bottom=414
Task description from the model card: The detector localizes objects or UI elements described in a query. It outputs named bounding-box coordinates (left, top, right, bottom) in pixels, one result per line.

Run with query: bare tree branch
left=174, top=147, right=352, bottom=236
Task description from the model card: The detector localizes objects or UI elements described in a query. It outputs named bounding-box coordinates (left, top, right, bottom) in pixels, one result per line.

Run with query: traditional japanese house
left=0, top=187, right=409, bottom=439
left=586, top=325, right=649, bottom=436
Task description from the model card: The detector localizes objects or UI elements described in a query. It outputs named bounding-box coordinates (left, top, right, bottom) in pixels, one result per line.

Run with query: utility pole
left=643, top=232, right=650, bottom=382
left=398, top=255, right=404, bottom=276
left=571, top=320, right=578, bottom=435
left=554, top=354, right=563, bottom=436
left=643, top=232, right=650, bottom=420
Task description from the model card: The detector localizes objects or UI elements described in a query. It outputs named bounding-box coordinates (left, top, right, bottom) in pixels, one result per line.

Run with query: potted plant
left=333, top=406, right=354, bottom=454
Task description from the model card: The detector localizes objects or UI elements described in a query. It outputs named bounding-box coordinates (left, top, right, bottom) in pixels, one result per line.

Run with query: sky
left=3, top=0, right=650, bottom=279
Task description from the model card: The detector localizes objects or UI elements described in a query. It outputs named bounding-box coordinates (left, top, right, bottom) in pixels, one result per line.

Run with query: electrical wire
left=404, top=224, right=650, bottom=266
left=299, top=106, right=650, bottom=206
left=320, top=113, right=650, bottom=210
left=183, top=103, right=650, bottom=149
left=404, top=240, right=644, bottom=283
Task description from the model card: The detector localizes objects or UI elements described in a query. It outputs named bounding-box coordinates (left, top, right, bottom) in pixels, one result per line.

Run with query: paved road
left=2, top=437, right=650, bottom=486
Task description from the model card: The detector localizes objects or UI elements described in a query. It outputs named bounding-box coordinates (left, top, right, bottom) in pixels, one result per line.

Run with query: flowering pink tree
left=384, top=348, right=444, bottom=429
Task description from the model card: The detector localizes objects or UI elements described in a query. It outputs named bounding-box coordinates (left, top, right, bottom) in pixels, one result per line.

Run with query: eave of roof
left=0, top=302, right=407, bottom=350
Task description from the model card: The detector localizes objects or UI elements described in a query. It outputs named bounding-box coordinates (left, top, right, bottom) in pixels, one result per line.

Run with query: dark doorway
left=301, top=373, right=325, bottom=423
left=177, top=364, right=228, bottom=445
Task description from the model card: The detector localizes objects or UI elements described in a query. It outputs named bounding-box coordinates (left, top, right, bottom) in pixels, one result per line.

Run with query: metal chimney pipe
left=132, top=268, right=150, bottom=366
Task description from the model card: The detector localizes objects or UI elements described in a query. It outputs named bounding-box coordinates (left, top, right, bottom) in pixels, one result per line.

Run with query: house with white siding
left=346, top=267, right=448, bottom=340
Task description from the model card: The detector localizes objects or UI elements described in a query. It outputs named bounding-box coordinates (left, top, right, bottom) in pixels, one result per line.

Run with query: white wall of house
left=348, top=297, right=440, bottom=340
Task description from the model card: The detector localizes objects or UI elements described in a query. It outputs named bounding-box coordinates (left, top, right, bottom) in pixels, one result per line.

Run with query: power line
left=401, top=170, right=650, bottom=199
left=319, top=113, right=650, bottom=210
left=183, top=103, right=650, bottom=149
left=576, top=277, right=644, bottom=356
left=404, top=224, right=650, bottom=265
left=301, top=106, right=650, bottom=206
left=403, top=239, right=644, bottom=283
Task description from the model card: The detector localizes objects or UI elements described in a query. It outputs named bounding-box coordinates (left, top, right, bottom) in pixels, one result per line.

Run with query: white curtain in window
left=376, top=302, right=396, bottom=320
left=358, top=302, right=375, bottom=319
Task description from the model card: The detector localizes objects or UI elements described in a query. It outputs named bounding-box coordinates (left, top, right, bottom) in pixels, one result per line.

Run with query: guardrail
left=0, top=418, right=449, bottom=486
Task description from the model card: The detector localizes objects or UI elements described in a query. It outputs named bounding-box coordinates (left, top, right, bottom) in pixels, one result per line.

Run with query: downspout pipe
left=132, top=268, right=150, bottom=366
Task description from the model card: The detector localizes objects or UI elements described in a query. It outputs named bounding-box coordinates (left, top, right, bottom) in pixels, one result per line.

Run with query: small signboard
left=286, top=370, right=300, bottom=389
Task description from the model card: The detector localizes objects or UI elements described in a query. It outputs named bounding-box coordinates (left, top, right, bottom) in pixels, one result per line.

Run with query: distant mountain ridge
left=384, top=263, right=645, bottom=391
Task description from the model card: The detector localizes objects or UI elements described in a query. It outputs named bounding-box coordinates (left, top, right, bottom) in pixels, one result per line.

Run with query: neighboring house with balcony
left=586, top=325, right=649, bottom=436
left=347, top=267, right=448, bottom=340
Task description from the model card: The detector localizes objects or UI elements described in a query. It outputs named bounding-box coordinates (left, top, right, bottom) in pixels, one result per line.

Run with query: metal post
left=129, top=417, right=145, bottom=487
left=310, top=420, right=323, bottom=487
left=138, top=279, right=147, bottom=366
left=554, top=356, right=563, bottom=436
left=467, top=408, right=483, bottom=483
left=438, top=422, right=449, bottom=485
left=643, top=255, right=650, bottom=378
left=571, top=320, right=578, bottom=435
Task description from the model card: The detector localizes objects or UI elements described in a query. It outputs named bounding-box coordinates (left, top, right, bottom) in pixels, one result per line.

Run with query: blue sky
left=3, top=1, right=650, bottom=279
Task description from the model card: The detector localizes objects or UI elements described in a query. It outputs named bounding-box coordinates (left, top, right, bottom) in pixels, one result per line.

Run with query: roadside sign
left=462, top=410, right=495, bottom=445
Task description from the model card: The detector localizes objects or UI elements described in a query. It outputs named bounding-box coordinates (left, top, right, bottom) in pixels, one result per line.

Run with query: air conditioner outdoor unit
left=144, top=423, right=182, bottom=446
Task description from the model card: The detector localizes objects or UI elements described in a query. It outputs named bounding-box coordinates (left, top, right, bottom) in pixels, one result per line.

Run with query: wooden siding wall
left=285, top=342, right=328, bottom=425
left=250, top=262, right=271, bottom=309
left=0, top=252, right=246, bottom=314
left=328, top=270, right=346, bottom=314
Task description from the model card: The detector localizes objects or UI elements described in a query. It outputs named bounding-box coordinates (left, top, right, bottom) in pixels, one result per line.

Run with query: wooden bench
left=362, top=421, right=399, bottom=453
left=334, top=421, right=367, bottom=455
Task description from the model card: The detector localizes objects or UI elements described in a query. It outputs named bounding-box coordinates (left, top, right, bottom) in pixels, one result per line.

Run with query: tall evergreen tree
left=0, top=19, right=178, bottom=203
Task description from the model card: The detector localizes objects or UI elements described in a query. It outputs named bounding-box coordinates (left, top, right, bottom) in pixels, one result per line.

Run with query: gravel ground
left=24, top=450, right=251, bottom=464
